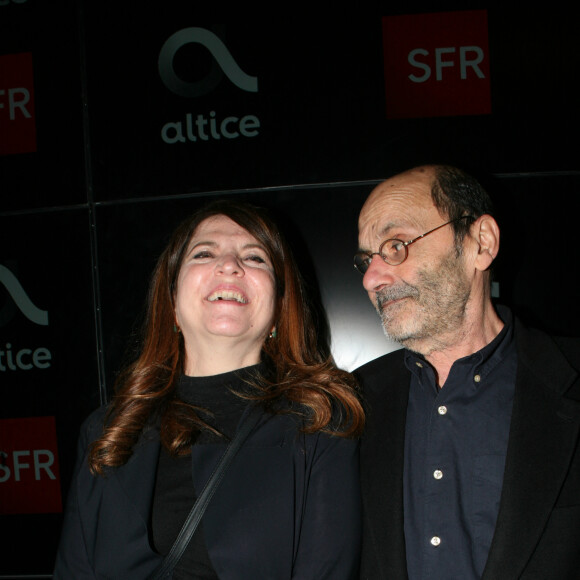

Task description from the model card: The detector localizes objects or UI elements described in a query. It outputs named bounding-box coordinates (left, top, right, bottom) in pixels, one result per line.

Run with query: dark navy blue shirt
left=403, top=307, right=517, bottom=579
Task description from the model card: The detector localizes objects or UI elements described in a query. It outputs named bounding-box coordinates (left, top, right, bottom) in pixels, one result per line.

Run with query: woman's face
left=174, top=215, right=277, bottom=367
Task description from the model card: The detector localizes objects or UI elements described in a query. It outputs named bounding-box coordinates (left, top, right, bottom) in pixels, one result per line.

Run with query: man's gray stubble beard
left=373, top=251, right=471, bottom=353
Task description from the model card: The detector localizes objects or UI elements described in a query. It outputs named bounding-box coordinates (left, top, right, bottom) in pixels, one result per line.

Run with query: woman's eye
left=192, top=250, right=213, bottom=260
left=244, top=254, right=266, bottom=264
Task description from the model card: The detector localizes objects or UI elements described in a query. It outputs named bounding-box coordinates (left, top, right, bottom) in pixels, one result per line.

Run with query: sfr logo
left=0, top=52, right=37, bottom=155
left=0, top=416, right=62, bottom=514
left=382, top=10, right=491, bottom=119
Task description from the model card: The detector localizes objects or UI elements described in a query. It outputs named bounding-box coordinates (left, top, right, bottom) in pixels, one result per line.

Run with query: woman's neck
left=183, top=338, right=263, bottom=377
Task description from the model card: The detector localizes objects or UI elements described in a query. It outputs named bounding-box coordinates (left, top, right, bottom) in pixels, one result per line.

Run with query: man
left=354, top=164, right=580, bottom=579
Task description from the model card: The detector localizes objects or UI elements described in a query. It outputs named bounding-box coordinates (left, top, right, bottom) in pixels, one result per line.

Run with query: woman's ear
left=470, top=214, right=500, bottom=272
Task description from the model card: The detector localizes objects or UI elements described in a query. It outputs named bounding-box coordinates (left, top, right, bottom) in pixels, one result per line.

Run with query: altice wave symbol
left=158, top=27, right=258, bottom=98
left=0, top=265, right=48, bottom=325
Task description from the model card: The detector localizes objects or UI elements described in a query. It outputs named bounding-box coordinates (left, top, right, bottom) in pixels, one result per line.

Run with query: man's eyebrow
left=358, top=221, right=412, bottom=252
left=373, top=221, right=407, bottom=241
left=377, top=222, right=399, bottom=238
left=380, top=217, right=425, bottom=237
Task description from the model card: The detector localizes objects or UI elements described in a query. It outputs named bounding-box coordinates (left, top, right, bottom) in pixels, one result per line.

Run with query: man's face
left=357, top=168, right=472, bottom=355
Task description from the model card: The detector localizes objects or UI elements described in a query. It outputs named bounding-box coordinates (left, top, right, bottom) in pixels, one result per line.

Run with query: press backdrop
left=1, top=3, right=578, bottom=576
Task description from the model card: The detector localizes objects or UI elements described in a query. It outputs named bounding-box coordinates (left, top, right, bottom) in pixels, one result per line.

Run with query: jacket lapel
left=482, top=322, right=580, bottom=579
left=88, top=427, right=162, bottom=578
left=113, top=427, right=161, bottom=525
left=358, top=350, right=410, bottom=578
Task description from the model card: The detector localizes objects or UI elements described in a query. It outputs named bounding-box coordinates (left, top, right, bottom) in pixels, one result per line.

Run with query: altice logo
left=0, top=264, right=51, bottom=372
left=158, top=27, right=261, bottom=145
left=0, top=265, right=48, bottom=326
left=159, top=27, right=258, bottom=98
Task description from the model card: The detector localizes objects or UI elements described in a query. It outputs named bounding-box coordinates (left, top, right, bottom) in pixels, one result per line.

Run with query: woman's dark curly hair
left=89, top=200, right=364, bottom=475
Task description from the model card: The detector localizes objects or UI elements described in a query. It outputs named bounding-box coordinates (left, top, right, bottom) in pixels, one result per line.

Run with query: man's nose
left=362, top=255, right=396, bottom=292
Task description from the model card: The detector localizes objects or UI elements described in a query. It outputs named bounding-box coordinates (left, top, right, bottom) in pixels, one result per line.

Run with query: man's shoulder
left=353, top=349, right=408, bottom=390
left=355, top=348, right=405, bottom=373
left=354, top=350, right=410, bottom=418
left=515, top=318, right=580, bottom=369
left=549, top=335, right=580, bottom=367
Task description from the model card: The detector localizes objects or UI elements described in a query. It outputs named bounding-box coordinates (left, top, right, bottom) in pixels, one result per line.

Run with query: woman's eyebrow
left=186, top=240, right=269, bottom=256
left=241, top=243, right=267, bottom=251
left=185, top=240, right=217, bottom=256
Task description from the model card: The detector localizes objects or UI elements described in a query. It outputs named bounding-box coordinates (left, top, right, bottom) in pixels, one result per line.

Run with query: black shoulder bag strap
left=147, top=404, right=263, bottom=580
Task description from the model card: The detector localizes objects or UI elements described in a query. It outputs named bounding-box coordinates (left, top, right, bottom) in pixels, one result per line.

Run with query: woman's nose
left=217, top=254, right=243, bottom=276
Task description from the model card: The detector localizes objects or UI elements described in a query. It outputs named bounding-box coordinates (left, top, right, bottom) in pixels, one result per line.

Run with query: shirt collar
left=404, top=305, right=514, bottom=386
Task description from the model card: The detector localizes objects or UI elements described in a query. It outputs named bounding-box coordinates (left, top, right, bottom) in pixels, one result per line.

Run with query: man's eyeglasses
left=354, top=216, right=473, bottom=275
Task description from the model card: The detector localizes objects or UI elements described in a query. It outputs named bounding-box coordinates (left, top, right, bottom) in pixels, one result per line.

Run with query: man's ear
left=470, top=214, right=500, bottom=272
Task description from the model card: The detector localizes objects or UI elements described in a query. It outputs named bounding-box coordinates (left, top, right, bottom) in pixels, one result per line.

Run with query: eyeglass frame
left=354, top=215, right=474, bottom=274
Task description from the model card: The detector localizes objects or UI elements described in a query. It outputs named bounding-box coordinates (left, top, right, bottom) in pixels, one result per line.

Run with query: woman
left=54, top=200, right=364, bottom=579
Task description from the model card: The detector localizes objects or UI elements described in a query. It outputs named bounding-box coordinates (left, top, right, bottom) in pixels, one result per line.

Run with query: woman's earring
left=173, top=323, right=180, bottom=333
left=268, top=328, right=277, bottom=339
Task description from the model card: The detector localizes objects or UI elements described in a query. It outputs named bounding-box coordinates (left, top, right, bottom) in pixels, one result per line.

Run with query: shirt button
left=430, top=536, right=441, bottom=547
left=433, top=470, right=443, bottom=480
left=474, top=374, right=481, bottom=383
left=438, top=405, right=447, bottom=415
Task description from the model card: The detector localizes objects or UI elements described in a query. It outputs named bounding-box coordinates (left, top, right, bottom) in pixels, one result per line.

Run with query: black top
left=151, top=364, right=262, bottom=579
left=403, top=306, right=517, bottom=579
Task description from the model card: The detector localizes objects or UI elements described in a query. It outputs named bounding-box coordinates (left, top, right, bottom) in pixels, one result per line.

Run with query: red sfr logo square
left=0, top=416, right=62, bottom=514
left=0, top=52, right=37, bottom=155
left=382, top=10, right=491, bottom=119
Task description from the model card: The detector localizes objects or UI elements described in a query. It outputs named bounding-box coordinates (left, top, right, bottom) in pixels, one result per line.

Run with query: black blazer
left=356, top=318, right=580, bottom=580
left=54, top=405, right=361, bottom=579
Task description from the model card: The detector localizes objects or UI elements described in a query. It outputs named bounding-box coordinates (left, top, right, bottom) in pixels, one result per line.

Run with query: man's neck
left=411, top=302, right=504, bottom=387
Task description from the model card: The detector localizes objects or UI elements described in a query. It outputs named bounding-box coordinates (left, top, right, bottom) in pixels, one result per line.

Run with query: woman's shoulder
left=257, top=403, right=358, bottom=450
left=76, top=405, right=108, bottom=447
left=83, top=405, right=108, bottom=427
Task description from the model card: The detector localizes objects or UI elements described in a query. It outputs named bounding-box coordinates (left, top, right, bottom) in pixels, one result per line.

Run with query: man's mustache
left=375, top=284, right=419, bottom=310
